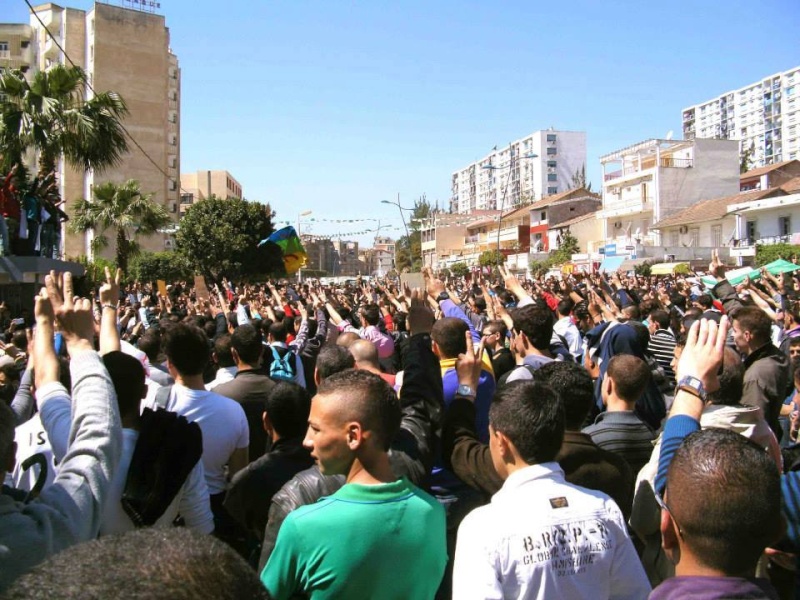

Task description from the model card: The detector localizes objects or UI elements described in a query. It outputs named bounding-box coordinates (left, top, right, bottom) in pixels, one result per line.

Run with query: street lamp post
left=297, top=209, right=312, bottom=282
left=381, top=194, right=415, bottom=268
left=481, top=152, right=538, bottom=264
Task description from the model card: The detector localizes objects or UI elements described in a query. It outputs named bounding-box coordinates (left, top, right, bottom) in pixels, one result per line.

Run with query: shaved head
left=349, top=339, right=380, bottom=369
left=336, top=332, right=360, bottom=348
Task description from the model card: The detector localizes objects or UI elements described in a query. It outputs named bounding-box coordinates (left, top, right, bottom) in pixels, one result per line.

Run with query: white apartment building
left=450, top=130, right=586, bottom=214
left=599, top=138, right=739, bottom=251
left=683, top=65, right=800, bottom=167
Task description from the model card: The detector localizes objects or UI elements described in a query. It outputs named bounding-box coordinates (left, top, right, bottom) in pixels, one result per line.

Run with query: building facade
left=420, top=211, right=499, bottom=270
left=740, top=159, right=800, bottom=192
left=0, top=24, right=34, bottom=75
left=450, top=130, right=586, bottom=214
left=598, top=138, right=739, bottom=252
left=179, top=169, right=243, bottom=216
left=13, top=2, right=180, bottom=258
left=682, top=65, right=800, bottom=167
left=526, top=188, right=601, bottom=253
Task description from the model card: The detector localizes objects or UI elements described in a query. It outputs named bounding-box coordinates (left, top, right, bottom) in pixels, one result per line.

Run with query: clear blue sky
left=8, top=0, right=800, bottom=245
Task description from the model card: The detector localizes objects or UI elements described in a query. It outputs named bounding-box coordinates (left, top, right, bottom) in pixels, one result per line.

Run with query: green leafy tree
left=634, top=261, right=654, bottom=277
left=129, top=251, right=192, bottom=283
left=176, top=196, right=282, bottom=280
left=740, top=143, right=755, bottom=174
left=550, top=231, right=580, bottom=264
left=70, top=180, right=171, bottom=273
left=479, top=249, right=505, bottom=267
left=450, top=262, right=470, bottom=278
left=529, top=258, right=554, bottom=277
left=571, top=165, right=592, bottom=192
left=395, top=196, right=432, bottom=272
left=755, top=243, right=800, bottom=266
left=0, top=64, right=128, bottom=181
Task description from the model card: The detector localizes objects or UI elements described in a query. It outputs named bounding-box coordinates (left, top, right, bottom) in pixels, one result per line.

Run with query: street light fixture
left=381, top=194, right=417, bottom=269
left=481, top=152, right=538, bottom=263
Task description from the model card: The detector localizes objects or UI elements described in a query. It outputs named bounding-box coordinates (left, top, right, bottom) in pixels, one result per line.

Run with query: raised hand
left=407, top=288, right=435, bottom=336
left=44, top=272, right=95, bottom=354
left=99, top=266, right=122, bottom=308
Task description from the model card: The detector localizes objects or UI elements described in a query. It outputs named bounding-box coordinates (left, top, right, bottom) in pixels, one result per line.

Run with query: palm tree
left=70, top=180, right=171, bottom=272
left=0, top=64, right=129, bottom=179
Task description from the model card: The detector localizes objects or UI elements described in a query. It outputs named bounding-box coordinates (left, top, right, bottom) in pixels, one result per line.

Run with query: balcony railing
left=734, top=235, right=791, bottom=248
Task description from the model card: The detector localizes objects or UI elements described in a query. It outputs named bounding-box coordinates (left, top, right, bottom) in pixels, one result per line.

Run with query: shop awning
left=650, top=262, right=689, bottom=275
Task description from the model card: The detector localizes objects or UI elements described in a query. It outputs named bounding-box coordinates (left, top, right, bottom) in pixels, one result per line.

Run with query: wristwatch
left=436, top=291, right=450, bottom=303
left=677, top=376, right=707, bottom=402
left=456, top=384, right=476, bottom=398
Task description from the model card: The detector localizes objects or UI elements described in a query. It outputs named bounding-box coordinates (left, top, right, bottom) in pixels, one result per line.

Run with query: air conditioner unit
left=614, top=221, right=623, bottom=229
left=679, top=225, right=689, bottom=234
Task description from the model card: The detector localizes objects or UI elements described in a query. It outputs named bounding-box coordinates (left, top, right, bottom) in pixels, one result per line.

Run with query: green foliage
left=479, top=249, right=505, bottom=267
left=0, top=64, right=128, bottom=178
left=176, top=196, right=283, bottom=280
left=551, top=231, right=580, bottom=264
left=674, top=263, right=691, bottom=275
left=70, top=179, right=171, bottom=273
left=634, top=260, right=654, bottom=277
left=450, top=262, right=470, bottom=277
left=740, top=143, right=755, bottom=174
left=395, top=196, right=432, bottom=272
left=570, top=165, right=592, bottom=192
left=71, top=255, right=117, bottom=296
left=529, top=258, right=554, bottom=277
left=755, top=243, right=800, bottom=267
left=129, top=251, right=192, bottom=283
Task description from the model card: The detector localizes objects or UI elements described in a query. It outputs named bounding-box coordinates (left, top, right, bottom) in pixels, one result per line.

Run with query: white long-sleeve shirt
left=453, top=462, right=650, bottom=600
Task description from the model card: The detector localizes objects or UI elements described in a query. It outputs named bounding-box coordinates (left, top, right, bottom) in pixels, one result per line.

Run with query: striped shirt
left=583, top=411, right=657, bottom=477
left=648, top=329, right=676, bottom=386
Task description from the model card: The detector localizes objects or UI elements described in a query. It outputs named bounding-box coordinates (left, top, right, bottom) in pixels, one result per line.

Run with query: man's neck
left=174, top=374, right=206, bottom=390
left=345, top=453, right=396, bottom=485
left=236, top=362, right=259, bottom=373
left=675, top=549, right=751, bottom=579
left=605, top=395, right=635, bottom=413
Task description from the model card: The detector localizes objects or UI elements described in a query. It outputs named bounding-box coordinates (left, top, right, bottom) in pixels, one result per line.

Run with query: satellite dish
left=665, top=130, right=674, bottom=140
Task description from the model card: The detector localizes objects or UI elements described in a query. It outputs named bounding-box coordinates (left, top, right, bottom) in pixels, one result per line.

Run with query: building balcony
left=599, top=196, right=654, bottom=218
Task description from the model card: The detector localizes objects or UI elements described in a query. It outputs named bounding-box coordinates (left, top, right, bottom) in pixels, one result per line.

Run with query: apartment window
left=547, top=173, right=557, bottom=182
left=746, top=220, right=757, bottom=243
left=547, top=187, right=558, bottom=195
left=0, top=42, right=8, bottom=59
left=169, top=134, right=176, bottom=146
left=689, top=228, right=700, bottom=247
left=540, top=211, right=546, bottom=220
left=780, top=216, right=791, bottom=237
left=670, top=231, right=679, bottom=246
left=169, top=179, right=176, bottom=191
left=547, top=161, right=556, bottom=169
left=546, top=134, right=557, bottom=142
left=546, top=147, right=557, bottom=155
left=711, top=225, right=722, bottom=247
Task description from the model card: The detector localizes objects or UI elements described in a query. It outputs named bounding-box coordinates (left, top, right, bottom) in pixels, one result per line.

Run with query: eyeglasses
left=654, top=489, right=684, bottom=538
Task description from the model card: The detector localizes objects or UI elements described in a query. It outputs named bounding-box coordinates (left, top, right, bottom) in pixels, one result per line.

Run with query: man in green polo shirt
left=260, top=369, right=447, bottom=599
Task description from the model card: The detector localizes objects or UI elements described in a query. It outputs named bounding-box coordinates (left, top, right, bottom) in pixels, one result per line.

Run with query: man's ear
left=495, top=430, right=515, bottom=464
left=346, top=422, right=364, bottom=449
left=660, top=503, right=681, bottom=568
left=231, top=347, right=241, bottom=364
left=603, top=373, right=613, bottom=396
left=262, top=411, right=273, bottom=435
left=314, top=367, right=321, bottom=387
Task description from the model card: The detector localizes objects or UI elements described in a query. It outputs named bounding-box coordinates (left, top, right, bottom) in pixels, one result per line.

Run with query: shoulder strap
left=154, top=384, right=173, bottom=411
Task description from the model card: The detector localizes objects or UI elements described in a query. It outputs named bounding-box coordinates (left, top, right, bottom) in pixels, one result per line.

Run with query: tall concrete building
left=179, top=170, right=243, bottom=217
left=0, top=24, right=34, bottom=75
left=450, top=130, right=586, bottom=214
left=683, top=65, right=800, bottom=168
left=16, top=1, right=180, bottom=258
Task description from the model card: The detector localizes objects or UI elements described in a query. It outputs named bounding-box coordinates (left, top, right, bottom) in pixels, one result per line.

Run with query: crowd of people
left=1, top=255, right=800, bottom=599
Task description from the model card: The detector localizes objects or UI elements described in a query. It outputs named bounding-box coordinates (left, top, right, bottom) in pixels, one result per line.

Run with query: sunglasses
left=653, top=489, right=684, bottom=538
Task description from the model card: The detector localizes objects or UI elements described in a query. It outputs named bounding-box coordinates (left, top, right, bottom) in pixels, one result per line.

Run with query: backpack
left=269, top=346, right=295, bottom=382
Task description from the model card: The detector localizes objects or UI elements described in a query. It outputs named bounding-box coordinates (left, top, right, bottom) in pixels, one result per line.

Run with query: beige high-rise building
left=179, top=170, right=243, bottom=217
left=0, top=24, right=34, bottom=76
left=17, top=1, right=180, bottom=258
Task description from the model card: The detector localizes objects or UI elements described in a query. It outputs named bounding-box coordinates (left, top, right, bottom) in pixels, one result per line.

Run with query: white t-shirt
left=145, top=384, right=248, bottom=495
left=9, top=414, right=56, bottom=494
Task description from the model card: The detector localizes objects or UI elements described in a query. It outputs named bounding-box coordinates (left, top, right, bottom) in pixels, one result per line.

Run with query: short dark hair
left=696, top=294, right=714, bottom=309
left=230, top=324, right=263, bottom=365
left=650, top=309, right=670, bottom=330
left=535, top=361, right=594, bottom=430
left=489, top=380, right=563, bottom=464
left=102, top=351, right=146, bottom=420
left=213, top=334, right=235, bottom=368
left=137, top=329, right=162, bottom=363
left=482, top=319, right=507, bottom=338
left=730, top=306, right=773, bottom=343
left=317, top=369, right=400, bottom=450
left=164, top=323, right=209, bottom=376
left=268, top=320, right=288, bottom=343
left=511, top=305, right=554, bottom=350
left=361, top=304, right=380, bottom=326
left=431, top=317, right=468, bottom=359
left=556, top=298, right=574, bottom=318
left=606, top=355, right=650, bottom=404
left=472, top=295, right=487, bottom=312
left=4, top=527, right=269, bottom=599
left=265, top=382, right=311, bottom=439
left=707, top=347, right=745, bottom=406
left=666, top=428, right=782, bottom=575
left=790, top=337, right=800, bottom=349
left=316, top=345, right=355, bottom=380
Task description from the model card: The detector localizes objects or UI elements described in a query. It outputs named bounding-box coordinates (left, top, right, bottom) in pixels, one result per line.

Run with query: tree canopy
left=176, top=196, right=283, bottom=280
left=395, top=196, right=432, bottom=272
left=129, top=251, right=192, bottom=284
left=70, top=179, right=171, bottom=273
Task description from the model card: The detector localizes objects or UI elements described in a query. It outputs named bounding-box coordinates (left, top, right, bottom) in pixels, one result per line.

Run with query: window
left=712, top=225, right=722, bottom=247
left=689, top=228, right=699, bottom=247
left=540, top=211, right=546, bottom=220
left=0, top=42, right=8, bottom=59
left=547, top=161, right=557, bottom=168
left=546, top=134, right=557, bottom=142
left=181, top=193, right=193, bottom=205
left=780, top=216, right=791, bottom=237
left=547, top=173, right=557, bottom=181
left=546, top=147, right=557, bottom=155
left=169, top=179, right=176, bottom=191
left=547, top=187, right=558, bottom=195
left=746, top=220, right=757, bottom=243
left=670, top=231, right=679, bottom=246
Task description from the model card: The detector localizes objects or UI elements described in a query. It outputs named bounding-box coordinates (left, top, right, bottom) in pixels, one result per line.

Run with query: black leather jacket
left=258, top=331, right=443, bottom=570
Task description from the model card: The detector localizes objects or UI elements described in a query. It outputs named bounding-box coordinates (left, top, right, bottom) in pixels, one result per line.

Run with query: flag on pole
left=258, top=226, right=307, bottom=275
